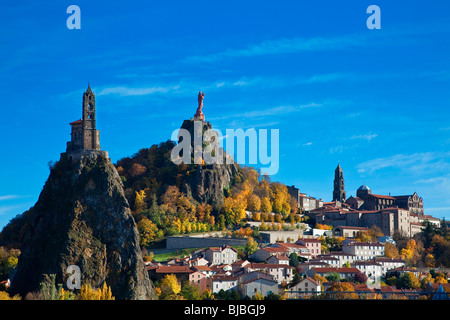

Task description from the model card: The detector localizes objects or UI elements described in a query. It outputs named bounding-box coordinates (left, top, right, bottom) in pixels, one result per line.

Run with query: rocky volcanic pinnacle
left=10, top=152, right=156, bottom=300
left=178, top=119, right=239, bottom=208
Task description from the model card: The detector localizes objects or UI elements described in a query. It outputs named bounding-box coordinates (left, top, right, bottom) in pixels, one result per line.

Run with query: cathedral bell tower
left=332, top=163, right=346, bottom=203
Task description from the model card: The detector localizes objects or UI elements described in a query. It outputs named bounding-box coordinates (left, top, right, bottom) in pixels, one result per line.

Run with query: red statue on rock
left=194, top=91, right=205, bottom=121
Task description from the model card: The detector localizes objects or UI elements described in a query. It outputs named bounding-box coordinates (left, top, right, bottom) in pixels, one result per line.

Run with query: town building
left=287, top=185, right=323, bottom=213
left=306, top=267, right=361, bottom=280
left=295, top=238, right=322, bottom=257
left=332, top=226, right=369, bottom=238
left=239, top=272, right=278, bottom=298
left=204, top=246, right=238, bottom=265
left=147, top=265, right=193, bottom=282
left=246, top=263, right=294, bottom=284
left=189, top=271, right=210, bottom=293
left=342, top=242, right=384, bottom=260
left=266, top=254, right=290, bottom=265
left=373, top=257, right=405, bottom=274
left=350, top=261, right=382, bottom=283
left=288, top=277, right=321, bottom=298
left=211, top=274, right=238, bottom=293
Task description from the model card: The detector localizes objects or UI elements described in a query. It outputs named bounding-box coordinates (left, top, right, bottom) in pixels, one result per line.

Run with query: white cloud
left=350, top=133, right=378, bottom=142
left=183, top=33, right=372, bottom=63
left=0, top=195, right=20, bottom=201
left=209, top=103, right=321, bottom=121
left=356, top=152, right=450, bottom=174
left=96, top=85, right=180, bottom=96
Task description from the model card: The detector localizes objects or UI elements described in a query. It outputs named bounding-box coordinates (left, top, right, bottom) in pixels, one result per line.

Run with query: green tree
left=180, top=280, right=201, bottom=300
left=244, top=237, right=259, bottom=256
left=289, top=252, right=300, bottom=268
left=326, top=272, right=341, bottom=282
left=397, top=272, right=421, bottom=289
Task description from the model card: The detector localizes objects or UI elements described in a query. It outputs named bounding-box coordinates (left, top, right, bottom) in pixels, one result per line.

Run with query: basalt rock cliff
left=178, top=119, right=240, bottom=208
left=9, top=152, right=156, bottom=300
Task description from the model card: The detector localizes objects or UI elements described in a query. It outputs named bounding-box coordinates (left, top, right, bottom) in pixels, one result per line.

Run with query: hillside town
left=146, top=236, right=449, bottom=300
left=143, top=164, right=449, bottom=300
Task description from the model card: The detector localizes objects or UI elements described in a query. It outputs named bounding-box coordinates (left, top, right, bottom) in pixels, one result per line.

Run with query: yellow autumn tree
left=260, top=197, right=272, bottom=214
left=401, top=239, right=420, bottom=263
left=247, top=194, right=261, bottom=212
left=134, top=190, right=146, bottom=213
left=384, top=242, right=400, bottom=258
left=222, top=194, right=247, bottom=225
left=0, top=291, right=21, bottom=300
left=159, top=274, right=181, bottom=300
left=78, top=283, right=115, bottom=300
left=137, top=218, right=159, bottom=246
left=327, top=282, right=358, bottom=300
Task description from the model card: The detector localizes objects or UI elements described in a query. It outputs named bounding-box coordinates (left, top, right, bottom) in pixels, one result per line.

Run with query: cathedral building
left=312, top=163, right=437, bottom=238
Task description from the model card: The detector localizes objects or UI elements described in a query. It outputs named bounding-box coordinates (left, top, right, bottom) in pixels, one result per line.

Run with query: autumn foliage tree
left=137, top=218, right=159, bottom=247
left=159, top=274, right=182, bottom=300
left=326, top=282, right=358, bottom=300
left=78, top=282, right=115, bottom=300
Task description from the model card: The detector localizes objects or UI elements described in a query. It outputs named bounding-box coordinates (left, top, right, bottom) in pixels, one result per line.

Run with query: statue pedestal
left=194, top=114, right=205, bottom=121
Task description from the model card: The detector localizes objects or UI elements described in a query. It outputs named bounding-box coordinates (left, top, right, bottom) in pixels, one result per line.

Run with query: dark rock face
left=10, top=153, right=156, bottom=300
left=179, top=119, right=240, bottom=208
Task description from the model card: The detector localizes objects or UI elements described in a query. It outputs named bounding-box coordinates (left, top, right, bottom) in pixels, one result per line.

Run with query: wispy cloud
left=209, top=103, right=321, bottom=121
left=0, top=195, right=20, bottom=201
left=211, top=73, right=357, bottom=89
left=182, top=23, right=448, bottom=64
left=96, top=85, right=181, bottom=97
left=350, top=133, right=378, bottom=142
left=183, top=33, right=373, bottom=63
left=414, top=177, right=447, bottom=184
left=356, top=152, right=450, bottom=175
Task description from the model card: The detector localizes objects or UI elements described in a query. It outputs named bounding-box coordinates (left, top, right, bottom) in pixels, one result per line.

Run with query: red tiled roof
left=251, top=263, right=293, bottom=269
left=374, top=257, right=404, bottom=263
left=369, top=194, right=396, bottom=200
left=296, top=238, right=321, bottom=243
left=192, top=265, right=212, bottom=271
left=334, top=226, right=369, bottom=230
left=312, top=267, right=360, bottom=274
left=262, top=247, right=289, bottom=253
left=70, top=119, right=82, bottom=125
left=207, top=246, right=237, bottom=252
left=268, top=254, right=290, bottom=260
left=302, top=277, right=319, bottom=286
left=155, top=266, right=193, bottom=274
left=211, top=274, right=237, bottom=281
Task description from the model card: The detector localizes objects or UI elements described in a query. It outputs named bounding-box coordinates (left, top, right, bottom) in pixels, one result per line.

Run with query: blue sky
left=1, top=0, right=450, bottom=229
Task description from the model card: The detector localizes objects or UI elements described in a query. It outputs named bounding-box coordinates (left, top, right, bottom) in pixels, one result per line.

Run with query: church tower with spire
left=64, top=84, right=108, bottom=160
left=332, top=163, right=346, bottom=203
